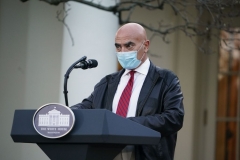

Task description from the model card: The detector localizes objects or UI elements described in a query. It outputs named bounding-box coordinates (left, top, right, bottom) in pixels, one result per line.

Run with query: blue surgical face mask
left=117, top=42, right=145, bottom=70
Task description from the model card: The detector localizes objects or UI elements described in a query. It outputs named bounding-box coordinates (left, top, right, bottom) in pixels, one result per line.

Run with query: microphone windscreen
left=88, top=59, right=98, bottom=68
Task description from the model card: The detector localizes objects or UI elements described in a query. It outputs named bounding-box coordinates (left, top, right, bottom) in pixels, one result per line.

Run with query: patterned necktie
left=116, top=71, right=135, bottom=117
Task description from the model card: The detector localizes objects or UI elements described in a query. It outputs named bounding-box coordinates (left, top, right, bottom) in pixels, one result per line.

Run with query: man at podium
left=71, top=23, right=184, bottom=160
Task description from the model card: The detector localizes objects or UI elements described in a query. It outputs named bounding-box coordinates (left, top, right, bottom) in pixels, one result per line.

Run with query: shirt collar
left=123, top=58, right=150, bottom=76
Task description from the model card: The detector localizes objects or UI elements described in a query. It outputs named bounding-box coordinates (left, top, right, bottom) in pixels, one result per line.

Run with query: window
left=215, top=29, right=240, bottom=160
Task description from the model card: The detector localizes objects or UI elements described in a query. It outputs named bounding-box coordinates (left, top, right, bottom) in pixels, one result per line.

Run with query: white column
left=59, top=1, right=119, bottom=106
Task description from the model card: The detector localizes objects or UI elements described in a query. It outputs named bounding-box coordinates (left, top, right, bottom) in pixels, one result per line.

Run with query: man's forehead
left=115, top=34, right=139, bottom=44
left=115, top=37, right=136, bottom=43
left=115, top=41, right=135, bottom=46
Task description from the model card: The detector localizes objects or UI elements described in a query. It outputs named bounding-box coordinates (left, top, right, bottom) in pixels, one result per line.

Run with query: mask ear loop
left=137, top=41, right=145, bottom=52
left=139, top=52, right=145, bottom=61
left=137, top=41, right=146, bottom=61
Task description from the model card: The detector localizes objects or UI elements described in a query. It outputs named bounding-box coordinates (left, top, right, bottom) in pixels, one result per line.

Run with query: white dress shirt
left=112, top=58, right=150, bottom=160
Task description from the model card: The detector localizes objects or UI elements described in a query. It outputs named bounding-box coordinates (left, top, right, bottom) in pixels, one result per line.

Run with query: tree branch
left=20, top=0, right=240, bottom=53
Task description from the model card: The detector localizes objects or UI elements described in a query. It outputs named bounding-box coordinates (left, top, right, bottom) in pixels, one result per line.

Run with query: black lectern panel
left=11, top=109, right=161, bottom=160
left=37, top=143, right=125, bottom=160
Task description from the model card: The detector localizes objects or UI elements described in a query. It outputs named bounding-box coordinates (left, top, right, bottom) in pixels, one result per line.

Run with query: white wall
left=22, top=2, right=64, bottom=160
left=0, top=1, right=29, bottom=159
left=173, top=30, right=198, bottom=160
left=0, top=1, right=63, bottom=160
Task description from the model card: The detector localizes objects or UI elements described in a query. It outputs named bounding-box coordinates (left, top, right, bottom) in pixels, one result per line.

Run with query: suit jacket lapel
left=136, top=62, right=159, bottom=116
left=105, top=69, right=125, bottom=111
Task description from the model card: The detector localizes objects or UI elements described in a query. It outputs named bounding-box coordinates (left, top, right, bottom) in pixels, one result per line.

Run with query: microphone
left=74, top=59, right=98, bottom=69
left=63, top=56, right=98, bottom=106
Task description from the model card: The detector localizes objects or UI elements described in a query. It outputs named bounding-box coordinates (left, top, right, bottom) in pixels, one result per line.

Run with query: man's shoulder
left=155, top=66, right=176, bottom=77
left=151, top=63, right=179, bottom=85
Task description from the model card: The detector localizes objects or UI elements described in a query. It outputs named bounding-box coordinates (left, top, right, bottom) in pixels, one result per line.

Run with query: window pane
left=217, top=74, right=239, bottom=118
left=215, top=121, right=237, bottom=160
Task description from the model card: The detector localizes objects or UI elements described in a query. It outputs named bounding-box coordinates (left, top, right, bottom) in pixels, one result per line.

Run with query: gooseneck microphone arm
left=63, top=56, right=87, bottom=107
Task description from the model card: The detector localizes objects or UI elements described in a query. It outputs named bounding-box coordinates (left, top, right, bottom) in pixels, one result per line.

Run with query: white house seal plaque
left=33, top=103, right=75, bottom=139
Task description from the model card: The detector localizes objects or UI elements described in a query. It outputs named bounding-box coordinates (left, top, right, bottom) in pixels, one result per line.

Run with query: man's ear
left=144, top=40, right=150, bottom=52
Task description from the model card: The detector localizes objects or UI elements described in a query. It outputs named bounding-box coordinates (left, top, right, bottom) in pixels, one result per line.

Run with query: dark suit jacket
left=71, top=62, right=184, bottom=160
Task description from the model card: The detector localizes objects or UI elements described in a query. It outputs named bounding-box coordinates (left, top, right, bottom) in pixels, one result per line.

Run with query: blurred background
left=0, top=0, right=239, bottom=160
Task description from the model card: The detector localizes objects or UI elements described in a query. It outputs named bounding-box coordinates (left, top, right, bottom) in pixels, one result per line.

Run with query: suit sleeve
left=128, top=76, right=184, bottom=137
left=70, top=94, right=94, bottom=109
left=70, top=77, right=108, bottom=109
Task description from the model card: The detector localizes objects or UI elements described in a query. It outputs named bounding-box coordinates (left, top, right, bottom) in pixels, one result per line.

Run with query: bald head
left=115, top=23, right=148, bottom=42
